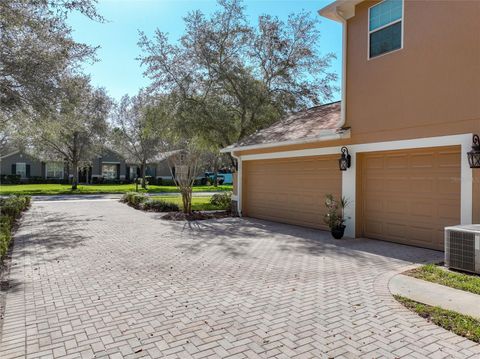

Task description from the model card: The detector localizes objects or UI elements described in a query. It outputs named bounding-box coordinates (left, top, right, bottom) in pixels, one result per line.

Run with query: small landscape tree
left=167, top=146, right=204, bottom=214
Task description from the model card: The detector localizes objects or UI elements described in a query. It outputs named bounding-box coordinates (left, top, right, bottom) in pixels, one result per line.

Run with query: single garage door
left=359, top=146, right=461, bottom=250
left=243, top=155, right=341, bottom=230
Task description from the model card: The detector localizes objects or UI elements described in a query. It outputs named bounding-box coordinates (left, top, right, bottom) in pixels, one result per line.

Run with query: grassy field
left=395, top=295, right=480, bottom=343
left=406, top=263, right=480, bottom=295
left=151, top=195, right=224, bottom=211
left=0, top=183, right=232, bottom=196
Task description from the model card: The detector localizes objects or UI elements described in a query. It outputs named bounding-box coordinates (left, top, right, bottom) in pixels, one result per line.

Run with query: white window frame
left=16, top=162, right=26, bottom=178
left=129, top=166, right=137, bottom=179
left=367, top=0, right=404, bottom=60
left=45, top=162, right=64, bottom=179
left=102, top=163, right=118, bottom=180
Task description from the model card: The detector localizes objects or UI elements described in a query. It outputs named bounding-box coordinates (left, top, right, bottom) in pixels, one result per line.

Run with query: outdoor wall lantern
left=339, top=146, right=351, bottom=171
left=467, top=134, right=480, bottom=169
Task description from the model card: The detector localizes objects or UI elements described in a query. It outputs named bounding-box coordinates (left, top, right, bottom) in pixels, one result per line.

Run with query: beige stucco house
left=222, top=0, right=480, bottom=250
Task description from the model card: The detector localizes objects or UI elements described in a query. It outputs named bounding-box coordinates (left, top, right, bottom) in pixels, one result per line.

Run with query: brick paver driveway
left=1, top=200, right=479, bottom=359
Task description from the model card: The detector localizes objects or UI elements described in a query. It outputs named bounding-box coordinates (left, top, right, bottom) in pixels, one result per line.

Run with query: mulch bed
left=162, top=211, right=231, bottom=221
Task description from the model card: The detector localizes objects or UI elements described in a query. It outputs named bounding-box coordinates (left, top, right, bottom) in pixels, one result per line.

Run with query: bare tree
left=30, top=76, right=111, bottom=190
left=168, top=146, right=204, bottom=214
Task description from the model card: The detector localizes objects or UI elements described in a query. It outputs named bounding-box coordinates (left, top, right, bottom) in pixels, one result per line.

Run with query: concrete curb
left=389, top=273, right=480, bottom=319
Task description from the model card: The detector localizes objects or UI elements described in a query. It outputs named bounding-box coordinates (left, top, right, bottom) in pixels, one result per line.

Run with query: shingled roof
left=222, top=101, right=347, bottom=152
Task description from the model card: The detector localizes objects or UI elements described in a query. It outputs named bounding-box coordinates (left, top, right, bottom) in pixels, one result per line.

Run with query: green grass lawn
left=395, top=295, right=480, bottom=343
left=151, top=195, right=224, bottom=211
left=406, top=263, right=480, bottom=295
left=0, top=183, right=232, bottom=196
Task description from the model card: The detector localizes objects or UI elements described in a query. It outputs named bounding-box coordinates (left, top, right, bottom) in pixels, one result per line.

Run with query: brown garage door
left=243, top=155, right=341, bottom=230
left=359, top=146, right=461, bottom=250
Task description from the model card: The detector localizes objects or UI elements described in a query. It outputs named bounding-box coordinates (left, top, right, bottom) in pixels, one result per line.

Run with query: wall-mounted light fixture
left=467, top=134, right=480, bottom=169
left=338, top=146, right=351, bottom=171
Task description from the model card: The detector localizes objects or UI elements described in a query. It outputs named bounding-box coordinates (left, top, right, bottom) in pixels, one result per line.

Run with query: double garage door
left=243, top=146, right=461, bottom=250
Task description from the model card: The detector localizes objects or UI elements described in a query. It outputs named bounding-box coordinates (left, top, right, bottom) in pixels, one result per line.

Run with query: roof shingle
left=224, top=101, right=342, bottom=151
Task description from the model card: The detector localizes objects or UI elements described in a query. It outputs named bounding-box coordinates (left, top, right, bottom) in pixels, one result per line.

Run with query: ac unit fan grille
left=448, top=231, right=475, bottom=272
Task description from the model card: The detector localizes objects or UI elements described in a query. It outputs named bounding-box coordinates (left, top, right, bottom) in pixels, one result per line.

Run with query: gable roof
left=221, top=101, right=349, bottom=153
left=0, top=150, right=20, bottom=160
left=150, top=150, right=185, bottom=163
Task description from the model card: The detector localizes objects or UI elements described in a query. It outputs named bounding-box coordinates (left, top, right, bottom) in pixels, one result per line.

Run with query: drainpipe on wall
left=336, top=8, right=348, bottom=129
left=231, top=152, right=242, bottom=216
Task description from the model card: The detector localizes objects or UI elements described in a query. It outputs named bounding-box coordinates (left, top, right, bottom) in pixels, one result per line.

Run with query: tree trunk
left=213, top=158, right=219, bottom=187
left=181, top=187, right=192, bottom=214
left=141, top=162, right=147, bottom=189
left=71, top=160, right=78, bottom=190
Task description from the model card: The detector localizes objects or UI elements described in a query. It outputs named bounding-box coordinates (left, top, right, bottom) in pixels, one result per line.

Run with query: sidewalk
left=31, top=192, right=222, bottom=202
left=389, top=273, right=480, bottom=319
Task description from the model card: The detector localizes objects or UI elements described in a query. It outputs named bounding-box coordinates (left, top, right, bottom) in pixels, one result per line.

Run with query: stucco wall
left=345, top=0, right=480, bottom=143
left=474, top=170, right=480, bottom=224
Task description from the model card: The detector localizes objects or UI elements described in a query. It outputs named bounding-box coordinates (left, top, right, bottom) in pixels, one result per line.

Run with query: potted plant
left=324, top=194, right=349, bottom=239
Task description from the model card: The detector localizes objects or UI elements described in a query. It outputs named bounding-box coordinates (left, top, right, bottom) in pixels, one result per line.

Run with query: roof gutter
left=220, top=128, right=351, bottom=153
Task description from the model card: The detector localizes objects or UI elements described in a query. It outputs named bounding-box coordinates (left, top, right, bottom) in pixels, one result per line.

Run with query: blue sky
left=68, top=0, right=342, bottom=102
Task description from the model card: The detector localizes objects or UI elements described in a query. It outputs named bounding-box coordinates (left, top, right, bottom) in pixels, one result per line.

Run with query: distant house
left=0, top=150, right=66, bottom=182
left=0, top=148, right=127, bottom=183
left=126, top=150, right=184, bottom=182
left=0, top=148, right=188, bottom=184
left=89, top=148, right=127, bottom=183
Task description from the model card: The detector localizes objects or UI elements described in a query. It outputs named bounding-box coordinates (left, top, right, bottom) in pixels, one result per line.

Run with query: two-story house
left=222, top=0, right=480, bottom=250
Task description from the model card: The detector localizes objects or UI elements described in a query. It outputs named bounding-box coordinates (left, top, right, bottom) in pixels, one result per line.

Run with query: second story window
left=369, top=0, right=403, bottom=59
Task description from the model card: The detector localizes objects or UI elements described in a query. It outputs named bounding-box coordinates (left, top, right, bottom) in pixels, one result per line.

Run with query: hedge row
left=0, top=195, right=31, bottom=258
left=120, top=192, right=180, bottom=212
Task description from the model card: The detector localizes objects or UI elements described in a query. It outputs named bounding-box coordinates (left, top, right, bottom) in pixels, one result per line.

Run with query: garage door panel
left=361, top=146, right=461, bottom=250
left=244, top=156, right=341, bottom=230
left=365, top=156, right=384, bottom=169
left=410, top=202, right=435, bottom=217
left=437, top=178, right=460, bottom=194
left=385, top=178, right=411, bottom=192
left=410, top=153, right=434, bottom=168
left=386, top=200, right=409, bottom=214
left=385, top=155, right=409, bottom=169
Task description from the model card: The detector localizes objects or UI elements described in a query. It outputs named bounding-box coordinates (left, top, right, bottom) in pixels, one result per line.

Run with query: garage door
left=243, top=155, right=341, bottom=230
left=359, top=146, right=461, bottom=250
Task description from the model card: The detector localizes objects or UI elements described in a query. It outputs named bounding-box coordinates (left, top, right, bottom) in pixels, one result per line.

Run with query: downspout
left=336, top=8, right=348, bottom=129
left=231, top=152, right=242, bottom=216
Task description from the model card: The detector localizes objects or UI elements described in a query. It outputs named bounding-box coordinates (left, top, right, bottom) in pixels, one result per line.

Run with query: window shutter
left=126, top=166, right=130, bottom=180
left=11, top=164, right=16, bottom=175
left=26, top=164, right=31, bottom=178
left=116, top=164, right=120, bottom=179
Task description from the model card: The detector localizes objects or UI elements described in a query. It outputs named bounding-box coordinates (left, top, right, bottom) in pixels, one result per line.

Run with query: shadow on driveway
left=166, top=216, right=442, bottom=264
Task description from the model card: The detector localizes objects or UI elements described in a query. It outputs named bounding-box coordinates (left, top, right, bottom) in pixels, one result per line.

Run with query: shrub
left=157, top=178, right=176, bottom=186
left=143, top=199, right=180, bottom=212
left=0, top=195, right=31, bottom=219
left=0, top=195, right=30, bottom=258
left=121, top=192, right=147, bottom=208
left=1, top=174, right=21, bottom=184
left=210, top=192, right=232, bottom=210
left=0, top=220, right=12, bottom=258
left=0, top=215, right=13, bottom=229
